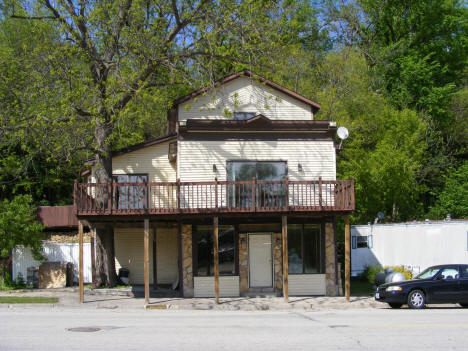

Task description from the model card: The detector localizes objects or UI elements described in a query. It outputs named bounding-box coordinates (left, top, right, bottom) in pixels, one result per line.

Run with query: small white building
left=351, top=220, right=468, bottom=276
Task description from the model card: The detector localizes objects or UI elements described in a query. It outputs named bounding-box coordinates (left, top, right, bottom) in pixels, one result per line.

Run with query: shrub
left=385, top=265, right=413, bottom=280
left=362, top=264, right=383, bottom=285
left=15, top=273, right=26, bottom=289
left=0, top=268, right=14, bottom=290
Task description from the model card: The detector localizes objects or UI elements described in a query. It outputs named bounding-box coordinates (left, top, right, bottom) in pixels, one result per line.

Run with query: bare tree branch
left=11, top=15, right=56, bottom=20
left=104, top=0, right=133, bottom=63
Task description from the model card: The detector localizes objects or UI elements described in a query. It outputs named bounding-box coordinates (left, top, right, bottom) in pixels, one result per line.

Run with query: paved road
left=1, top=307, right=468, bottom=350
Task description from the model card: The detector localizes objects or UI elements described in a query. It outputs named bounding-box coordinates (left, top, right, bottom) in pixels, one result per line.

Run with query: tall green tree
left=324, top=0, right=468, bottom=215
left=326, top=0, right=468, bottom=116
left=428, top=161, right=468, bottom=219
left=2, top=0, right=322, bottom=286
left=312, top=49, right=428, bottom=223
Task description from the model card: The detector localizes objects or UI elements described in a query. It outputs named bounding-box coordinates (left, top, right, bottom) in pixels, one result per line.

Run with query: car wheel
left=459, top=303, right=468, bottom=308
left=408, top=290, right=425, bottom=309
left=388, top=303, right=403, bottom=309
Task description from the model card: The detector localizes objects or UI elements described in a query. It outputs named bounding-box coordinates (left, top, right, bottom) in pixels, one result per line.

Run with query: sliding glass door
left=226, top=161, right=287, bottom=209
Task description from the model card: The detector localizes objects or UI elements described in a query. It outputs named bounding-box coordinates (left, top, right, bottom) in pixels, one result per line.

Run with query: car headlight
left=386, top=286, right=402, bottom=292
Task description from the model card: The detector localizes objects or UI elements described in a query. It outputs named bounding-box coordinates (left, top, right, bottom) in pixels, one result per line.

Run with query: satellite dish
left=337, top=126, right=349, bottom=140
left=337, top=126, right=349, bottom=149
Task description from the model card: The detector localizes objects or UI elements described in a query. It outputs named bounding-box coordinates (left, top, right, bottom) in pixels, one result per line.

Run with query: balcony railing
left=74, top=177, right=354, bottom=216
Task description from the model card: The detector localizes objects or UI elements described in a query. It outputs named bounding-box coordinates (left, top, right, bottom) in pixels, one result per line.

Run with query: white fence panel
left=12, top=243, right=92, bottom=284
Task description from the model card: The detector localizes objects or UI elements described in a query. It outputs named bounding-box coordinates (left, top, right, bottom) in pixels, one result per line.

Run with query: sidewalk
left=0, top=288, right=381, bottom=311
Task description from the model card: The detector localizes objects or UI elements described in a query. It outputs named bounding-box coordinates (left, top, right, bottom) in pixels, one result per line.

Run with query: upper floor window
left=233, top=112, right=256, bottom=120
left=112, top=174, right=148, bottom=209
left=227, top=161, right=287, bottom=208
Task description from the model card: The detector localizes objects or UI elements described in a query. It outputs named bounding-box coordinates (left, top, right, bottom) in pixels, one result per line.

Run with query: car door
left=427, top=267, right=461, bottom=302
left=459, top=265, right=468, bottom=303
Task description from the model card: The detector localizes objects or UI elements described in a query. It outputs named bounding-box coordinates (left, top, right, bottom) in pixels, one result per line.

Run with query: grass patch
left=0, top=296, right=59, bottom=304
left=350, top=279, right=375, bottom=296
left=88, top=284, right=129, bottom=290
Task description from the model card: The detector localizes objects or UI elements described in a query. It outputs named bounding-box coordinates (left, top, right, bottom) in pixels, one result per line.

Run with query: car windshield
left=414, top=267, right=441, bottom=280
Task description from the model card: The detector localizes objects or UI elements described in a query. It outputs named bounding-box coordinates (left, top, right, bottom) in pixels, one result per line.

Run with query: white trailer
left=351, top=220, right=468, bottom=277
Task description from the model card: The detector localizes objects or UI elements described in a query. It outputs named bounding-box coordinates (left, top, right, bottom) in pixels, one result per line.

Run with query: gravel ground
left=0, top=288, right=384, bottom=311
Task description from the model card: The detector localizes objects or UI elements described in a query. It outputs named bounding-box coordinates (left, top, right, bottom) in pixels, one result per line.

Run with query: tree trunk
left=93, top=119, right=117, bottom=287
left=95, top=225, right=118, bottom=287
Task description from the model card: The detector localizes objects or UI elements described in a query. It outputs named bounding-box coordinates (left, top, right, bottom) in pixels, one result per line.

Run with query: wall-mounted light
left=298, top=163, right=303, bottom=172
left=213, top=164, right=217, bottom=173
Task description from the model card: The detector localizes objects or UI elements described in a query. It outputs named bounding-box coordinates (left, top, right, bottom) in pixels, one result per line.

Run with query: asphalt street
left=1, top=307, right=468, bottom=350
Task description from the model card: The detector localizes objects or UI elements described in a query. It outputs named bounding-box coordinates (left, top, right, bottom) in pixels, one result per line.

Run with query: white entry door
left=249, top=234, right=273, bottom=287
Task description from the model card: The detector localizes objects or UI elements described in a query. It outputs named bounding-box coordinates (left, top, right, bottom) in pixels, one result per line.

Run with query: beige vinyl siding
left=178, top=140, right=336, bottom=182
left=156, top=227, right=179, bottom=284
left=114, top=227, right=179, bottom=285
left=194, top=276, right=240, bottom=297
left=289, top=274, right=326, bottom=295
left=178, top=77, right=313, bottom=121
left=114, top=228, right=153, bottom=284
left=112, top=141, right=177, bottom=208
left=112, top=141, right=176, bottom=182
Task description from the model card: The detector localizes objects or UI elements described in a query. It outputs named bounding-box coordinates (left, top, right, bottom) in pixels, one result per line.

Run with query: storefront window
left=195, top=225, right=236, bottom=276
left=288, top=224, right=322, bottom=274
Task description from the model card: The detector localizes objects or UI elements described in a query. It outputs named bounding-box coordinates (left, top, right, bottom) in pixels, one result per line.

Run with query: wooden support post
left=153, top=228, right=157, bottom=290
left=144, top=219, right=150, bottom=305
left=345, top=215, right=351, bottom=301
left=78, top=220, right=84, bottom=303
left=90, top=228, right=96, bottom=288
left=282, top=215, right=288, bottom=301
left=213, top=217, right=220, bottom=304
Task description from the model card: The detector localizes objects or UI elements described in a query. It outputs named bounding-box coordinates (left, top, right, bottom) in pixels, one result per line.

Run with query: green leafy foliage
left=361, top=264, right=383, bottom=285
left=0, top=195, right=44, bottom=259
left=428, top=161, right=468, bottom=219
left=0, top=0, right=466, bottom=230
left=0, top=266, right=14, bottom=290
left=355, top=0, right=468, bottom=117
left=311, top=50, right=428, bottom=223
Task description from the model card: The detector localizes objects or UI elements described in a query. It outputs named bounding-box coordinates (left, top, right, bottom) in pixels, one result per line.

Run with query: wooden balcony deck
left=74, top=178, right=354, bottom=217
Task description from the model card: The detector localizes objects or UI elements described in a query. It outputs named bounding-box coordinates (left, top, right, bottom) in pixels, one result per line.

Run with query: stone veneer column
left=273, top=233, right=283, bottom=294
left=325, top=222, right=337, bottom=296
left=181, top=224, right=194, bottom=297
left=238, top=234, right=248, bottom=295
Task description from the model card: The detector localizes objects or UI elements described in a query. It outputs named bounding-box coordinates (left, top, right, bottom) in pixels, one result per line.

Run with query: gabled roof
left=172, top=69, right=321, bottom=112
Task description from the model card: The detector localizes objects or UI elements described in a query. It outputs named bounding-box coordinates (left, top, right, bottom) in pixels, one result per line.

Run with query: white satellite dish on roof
left=337, top=126, right=349, bottom=140
left=337, top=126, right=349, bottom=148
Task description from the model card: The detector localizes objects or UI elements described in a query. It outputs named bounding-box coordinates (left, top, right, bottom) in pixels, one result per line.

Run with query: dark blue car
left=375, top=264, right=468, bottom=309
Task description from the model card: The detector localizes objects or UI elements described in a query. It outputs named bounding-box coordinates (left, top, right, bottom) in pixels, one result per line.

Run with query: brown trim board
left=179, top=131, right=335, bottom=142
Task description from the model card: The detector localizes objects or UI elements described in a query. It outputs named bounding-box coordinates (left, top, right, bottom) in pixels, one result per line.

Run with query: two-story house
left=75, top=70, right=354, bottom=303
